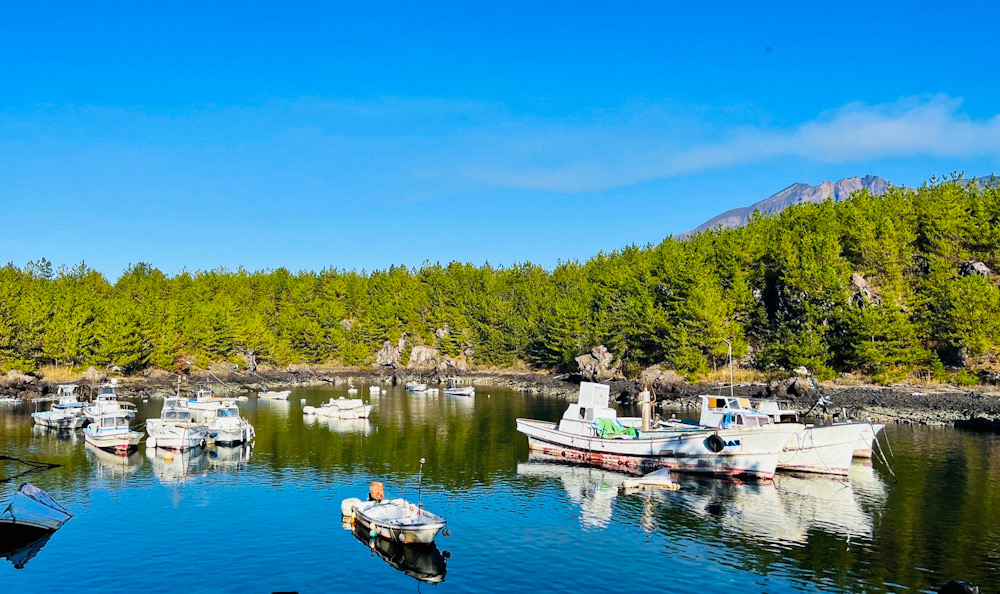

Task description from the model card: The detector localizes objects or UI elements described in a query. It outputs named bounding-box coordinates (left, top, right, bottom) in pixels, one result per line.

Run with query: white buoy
left=300, top=398, right=307, bottom=403
left=381, top=389, right=387, bottom=394
left=303, top=405, right=317, bottom=415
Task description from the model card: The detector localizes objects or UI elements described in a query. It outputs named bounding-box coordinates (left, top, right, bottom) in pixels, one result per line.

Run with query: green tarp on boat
left=595, top=418, right=637, bottom=439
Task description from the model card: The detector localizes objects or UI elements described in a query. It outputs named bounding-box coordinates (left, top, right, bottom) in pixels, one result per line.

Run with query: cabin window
left=219, top=408, right=237, bottom=417
left=710, top=398, right=723, bottom=409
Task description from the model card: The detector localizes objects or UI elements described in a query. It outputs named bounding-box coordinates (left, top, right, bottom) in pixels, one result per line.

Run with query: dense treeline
left=2, top=177, right=998, bottom=383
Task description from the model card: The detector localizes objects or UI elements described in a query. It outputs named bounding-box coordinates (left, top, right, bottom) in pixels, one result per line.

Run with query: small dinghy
left=443, top=386, right=474, bottom=397
left=258, top=390, right=291, bottom=400
left=342, top=460, right=447, bottom=546
left=0, top=483, right=73, bottom=558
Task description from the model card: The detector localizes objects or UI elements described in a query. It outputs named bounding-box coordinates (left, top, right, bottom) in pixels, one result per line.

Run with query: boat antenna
left=722, top=339, right=734, bottom=398
left=417, top=457, right=425, bottom=508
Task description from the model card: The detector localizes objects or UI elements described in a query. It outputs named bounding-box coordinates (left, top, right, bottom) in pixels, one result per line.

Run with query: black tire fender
left=705, top=434, right=725, bottom=453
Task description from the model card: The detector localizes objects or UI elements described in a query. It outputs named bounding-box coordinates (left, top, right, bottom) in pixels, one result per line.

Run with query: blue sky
left=2, top=1, right=999, bottom=277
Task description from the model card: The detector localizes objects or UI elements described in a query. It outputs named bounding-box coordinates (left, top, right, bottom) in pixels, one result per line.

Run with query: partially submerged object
left=0, top=483, right=72, bottom=568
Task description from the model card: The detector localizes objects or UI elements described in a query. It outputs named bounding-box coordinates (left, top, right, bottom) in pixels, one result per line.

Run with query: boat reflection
left=518, top=454, right=888, bottom=545
left=646, top=463, right=887, bottom=546
left=84, top=443, right=143, bottom=478
left=517, top=454, right=631, bottom=528
left=349, top=524, right=448, bottom=583
left=208, top=443, right=253, bottom=470
left=304, top=415, right=374, bottom=435
left=147, top=446, right=209, bottom=484
left=1, top=531, right=54, bottom=569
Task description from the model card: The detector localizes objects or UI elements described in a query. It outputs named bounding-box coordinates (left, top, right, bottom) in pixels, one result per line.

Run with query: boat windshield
left=218, top=408, right=238, bottom=417
left=163, top=409, right=190, bottom=421
left=99, top=387, right=116, bottom=396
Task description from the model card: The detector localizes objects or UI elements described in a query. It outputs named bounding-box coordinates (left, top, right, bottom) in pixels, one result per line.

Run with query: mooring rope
left=0, top=455, right=63, bottom=483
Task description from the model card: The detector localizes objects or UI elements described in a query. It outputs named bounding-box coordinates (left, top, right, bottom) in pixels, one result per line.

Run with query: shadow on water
left=348, top=522, right=449, bottom=584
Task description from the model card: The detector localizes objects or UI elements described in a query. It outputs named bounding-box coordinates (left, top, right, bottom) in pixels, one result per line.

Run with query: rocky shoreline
left=5, top=366, right=1000, bottom=427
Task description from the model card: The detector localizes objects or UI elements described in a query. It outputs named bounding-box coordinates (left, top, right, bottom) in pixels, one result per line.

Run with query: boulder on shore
left=82, top=366, right=106, bottom=383
left=3, top=369, right=35, bottom=386
left=638, top=365, right=686, bottom=393
left=375, top=338, right=406, bottom=368
left=575, top=346, right=620, bottom=382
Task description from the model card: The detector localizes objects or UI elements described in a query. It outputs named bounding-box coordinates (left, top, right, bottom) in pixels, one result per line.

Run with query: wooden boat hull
left=516, top=419, right=791, bottom=480
left=776, top=424, right=859, bottom=476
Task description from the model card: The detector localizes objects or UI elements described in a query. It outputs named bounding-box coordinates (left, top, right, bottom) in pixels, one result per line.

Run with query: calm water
left=1, top=386, right=998, bottom=593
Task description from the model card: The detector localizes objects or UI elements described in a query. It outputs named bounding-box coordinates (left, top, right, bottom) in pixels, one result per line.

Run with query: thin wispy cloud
left=470, top=94, right=1000, bottom=193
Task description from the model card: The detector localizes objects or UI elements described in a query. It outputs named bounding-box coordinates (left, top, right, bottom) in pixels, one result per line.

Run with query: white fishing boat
left=146, top=407, right=209, bottom=451
left=258, top=390, right=291, bottom=400
left=83, top=412, right=143, bottom=455
left=303, top=397, right=374, bottom=419
left=404, top=382, right=427, bottom=393
left=0, top=483, right=73, bottom=548
left=204, top=403, right=256, bottom=445
left=369, top=386, right=381, bottom=395
left=443, top=386, right=474, bottom=397
left=671, top=396, right=857, bottom=476
left=83, top=383, right=136, bottom=424
left=754, top=398, right=881, bottom=470
left=31, top=385, right=87, bottom=431
left=516, top=383, right=793, bottom=479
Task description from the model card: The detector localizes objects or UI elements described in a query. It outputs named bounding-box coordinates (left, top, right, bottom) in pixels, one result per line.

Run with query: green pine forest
left=3, top=176, right=999, bottom=385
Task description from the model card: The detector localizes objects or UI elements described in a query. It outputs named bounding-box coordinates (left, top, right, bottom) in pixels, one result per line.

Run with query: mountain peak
left=681, top=175, right=890, bottom=237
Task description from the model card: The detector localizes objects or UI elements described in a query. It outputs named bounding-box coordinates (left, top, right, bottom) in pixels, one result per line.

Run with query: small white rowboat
left=342, top=498, right=447, bottom=545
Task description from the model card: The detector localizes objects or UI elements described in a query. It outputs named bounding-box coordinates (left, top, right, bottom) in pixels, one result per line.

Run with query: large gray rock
left=439, top=355, right=469, bottom=372
left=82, top=366, right=106, bottom=383
left=575, top=346, right=620, bottom=382
left=434, top=326, right=450, bottom=340
left=407, top=345, right=440, bottom=370
left=960, top=261, right=992, bottom=278
left=787, top=376, right=819, bottom=398
left=375, top=338, right=406, bottom=368
left=849, top=273, right=881, bottom=307
left=209, top=362, right=238, bottom=376
left=3, top=369, right=35, bottom=386
left=638, top=365, right=686, bottom=393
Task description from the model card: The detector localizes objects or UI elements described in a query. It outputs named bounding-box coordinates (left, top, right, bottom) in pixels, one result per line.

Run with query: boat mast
left=722, top=339, right=734, bottom=398
left=417, top=457, right=425, bottom=508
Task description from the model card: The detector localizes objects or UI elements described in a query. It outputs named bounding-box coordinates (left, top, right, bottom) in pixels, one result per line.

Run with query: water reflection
left=517, top=455, right=630, bottom=528
left=304, top=416, right=374, bottom=435
left=147, top=447, right=209, bottom=484
left=0, top=531, right=54, bottom=569
left=348, top=524, right=448, bottom=583
left=207, top=444, right=253, bottom=471
left=84, top=443, right=143, bottom=479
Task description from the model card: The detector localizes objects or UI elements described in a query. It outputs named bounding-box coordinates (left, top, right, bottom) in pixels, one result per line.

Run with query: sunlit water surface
left=1, top=386, right=997, bottom=593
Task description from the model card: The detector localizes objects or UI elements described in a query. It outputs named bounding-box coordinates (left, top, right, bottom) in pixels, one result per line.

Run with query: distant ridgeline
left=2, top=175, right=999, bottom=384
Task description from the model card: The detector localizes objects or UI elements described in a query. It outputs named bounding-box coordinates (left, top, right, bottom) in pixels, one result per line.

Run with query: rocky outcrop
left=407, top=345, right=439, bottom=370
left=960, top=261, right=992, bottom=278
left=375, top=338, right=406, bottom=368
left=849, top=272, right=881, bottom=307
left=82, top=366, right=106, bottom=383
left=575, top=346, right=620, bottom=382
left=439, top=355, right=469, bottom=372
left=434, top=326, right=449, bottom=340
left=3, top=369, right=35, bottom=386
left=209, top=362, right=238, bottom=376
left=682, top=175, right=890, bottom=237
left=638, top=365, right=686, bottom=393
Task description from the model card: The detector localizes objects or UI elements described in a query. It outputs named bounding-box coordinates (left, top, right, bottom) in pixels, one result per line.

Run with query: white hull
left=84, top=428, right=143, bottom=453
left=210, top=423, right=256, bottom=446
left=258, top=390, right=290, bottom=400
left=776, top=424, right=860, bottom=476
left=852, top=423, right=885, bottom=458
left=148, top=424, right=209, bottom=451
left=347, top=498, right=447, bottom=545
left=304, top=399, right=374, bottom=419
left=516, top=419, right=791, bottom=479
left=443, top=387, right=474, bottom=397
left=31, top=412, right=87, bottom=431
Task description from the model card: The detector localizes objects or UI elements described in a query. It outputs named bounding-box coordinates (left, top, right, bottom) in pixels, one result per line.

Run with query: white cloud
left=468, top=94, right=1000, bottom=193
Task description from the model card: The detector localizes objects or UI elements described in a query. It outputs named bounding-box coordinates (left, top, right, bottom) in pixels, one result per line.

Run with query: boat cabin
left=162, top=397, right=189, bottom=409
left=755, top=400, right=800, bottom=423
left=216, top=406, right=239, bottom=418
left=161, top=408, right=195, bottom=423
left=193, top=389, right=215, bottom=401
left=698, top=395, right=774, bottom=429
left=94, top=414, right=132, bottom=430
left=557, top=382, right=624, bottom=437
left=55, top=384, right=79, bottom=401
left=97, top=384, right=118, bottom=398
